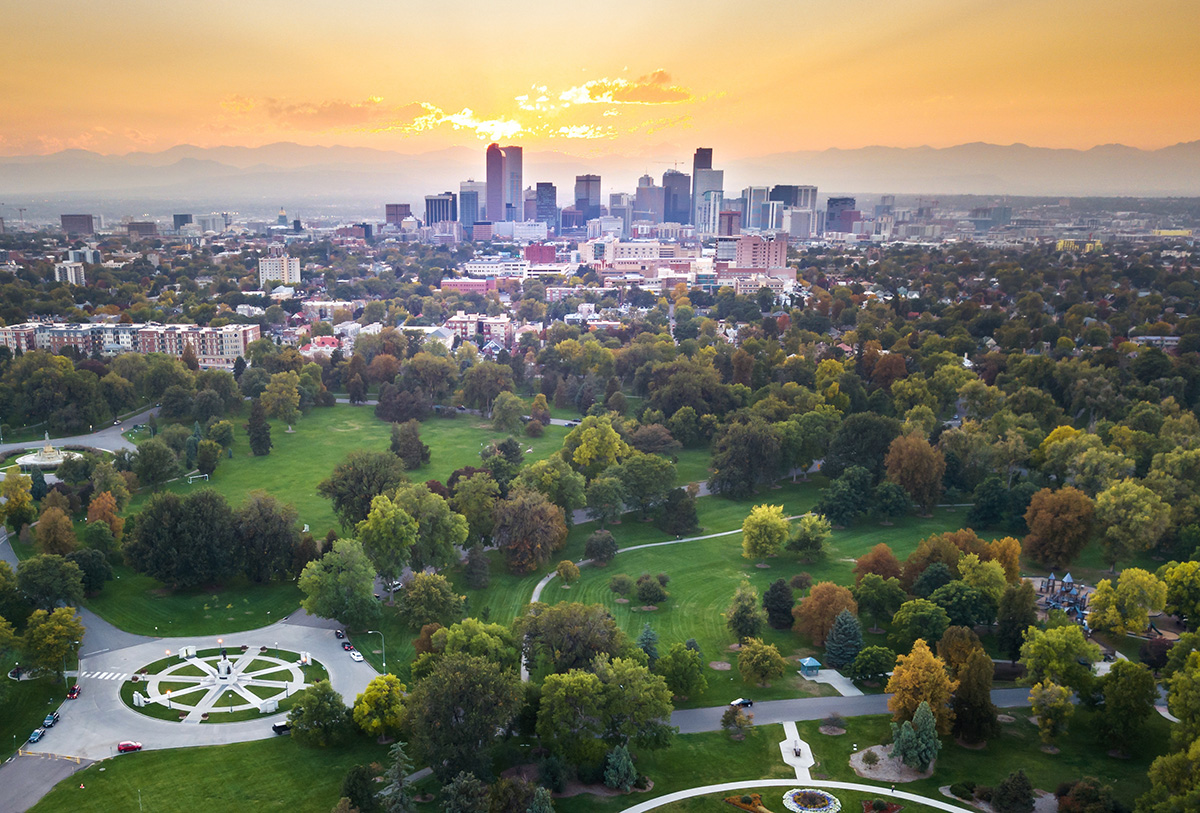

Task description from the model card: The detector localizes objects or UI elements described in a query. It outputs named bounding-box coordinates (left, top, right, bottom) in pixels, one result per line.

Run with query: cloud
left=558, top=70, right=693, bottom=106
left=219, top=95, right=419, bottom=132
left=401, top=104, right=524, bottom=141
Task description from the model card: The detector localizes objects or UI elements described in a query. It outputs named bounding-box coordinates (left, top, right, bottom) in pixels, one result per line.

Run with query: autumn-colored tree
left=900, top=533, right=964, bottom=590
left=556, top=560, right=581, bottom=586
left=853, top=543, right=902, bottom=583
left=35, top=507, right=78, bottom=556
left=1162, top=560, right=1200, bottom=627
left=937, top=625, right=983, bottom=679
left=1095, top=479, right=1171, bottom=569
left=884, top=433, right=946, bottom=514
left=988, top=536, right=1022, bottom=584
left=737, top=638, right=787, bottom=686
left=1088, top=568, right=1167, bottom=636
left=793, top=581, right=857, bottom=646
left=1022, top=486, right=1094, bottom=569
left=493, top=488, right=568, bottom=574
left=86, top=490, right=125, bottom=540
left=1029, top=681, right=1073, bottom=745
left=741, top=504, right=789, bottom=561
left=885, top=638, right=958, bottom=735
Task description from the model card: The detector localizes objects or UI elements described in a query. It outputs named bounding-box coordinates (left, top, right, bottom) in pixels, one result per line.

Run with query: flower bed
left=783, top=788, right=842, bottom=813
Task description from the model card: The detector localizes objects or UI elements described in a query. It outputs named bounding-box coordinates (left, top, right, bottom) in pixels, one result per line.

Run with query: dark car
left=341, top=641, right=354, bottom=651
left=117, top=741, right=142, bottom=753
left=67, top=684, right=80, bottom=699
left=271, top=722, right=291, bottom=735
left=730, top=698, right=753, bottom=708
left=334, top=629, right=345, bottom=639
left=43, top=711, right=60, bottom=727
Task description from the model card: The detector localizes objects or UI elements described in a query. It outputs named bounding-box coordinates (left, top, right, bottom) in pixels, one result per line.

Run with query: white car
left=349, top=650, right=364, bottom=662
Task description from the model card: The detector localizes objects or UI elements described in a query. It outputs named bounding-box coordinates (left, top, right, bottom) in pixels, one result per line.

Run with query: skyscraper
left=485, top=144, right=504, bottom=223
left=385, top=203, right=412, bottom=225
left=574, top=174, right=601, bottom=220
left=691, top=147, right=713, bottom=225
left=459, top=181, right=485, bottom=227
left=741, top=187, right=769, bottom=230
left=662, top=169, right=691, bottom=224
left=692, top=168, right=724, bottom=228
left=424, top=192, right=457, bottom=225
left=504, top=146, right=522, bottom=221
left=535, top=183, right=559, bottom=232
left=826, top=197, right=858, bottom=233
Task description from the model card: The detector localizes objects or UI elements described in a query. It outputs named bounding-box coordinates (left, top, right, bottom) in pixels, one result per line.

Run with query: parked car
left=117, top=741, right=142, bottom=753
left=334, top=629, right=345, bottom=639
left=271, top=722, right=291, bottom=735
left=67, top=684, right=80, bottom=699
left=349, top=650, right=364, bottom=662
left=341, top=642, right=354, bottom=651
left=29, top=728, right=45, bottom=743
left=43, top=712, right=60, bottom=727
left=730, top=698, right=754, bottom=708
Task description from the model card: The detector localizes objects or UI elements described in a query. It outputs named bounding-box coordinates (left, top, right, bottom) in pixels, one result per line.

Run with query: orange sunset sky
left=2, top=0, right=1197, bottom=157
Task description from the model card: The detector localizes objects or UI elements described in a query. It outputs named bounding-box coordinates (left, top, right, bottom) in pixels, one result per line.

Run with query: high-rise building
left=385, top=204, right=412, bottom=225
left=574, top=174, right=602, bottom=220
left=635, top=181, right=665, bottom=223
left=458, top=181, right=485, bottom=226
left=662, top=169, right=691, bottom=224
left=691, top=147, right=713, bottom=224
left=718, top=210, right=741, bottom=236
left=535, top=182, right=559, bottom=232
left=740, top=187, right=770, bottom=230
left=60, top=214, right=95, bottom=235
left=875, top=195, right=896, bottom=217
left=609, top=193, right=633, bottom=238
left=769, top=185, right=818, bottom=210
left=826, top=197, right=858, bottom=233
left=258, top=255, right=301, bottom=286
left=485, top=144, right=505, bottom=222
left=692, top=168, right=724, bottom=227
left=504, top=146, right=522, bottom=221
left=697, top=189, right=724, bottom=235
left=53, top=261, right=86, bottom=286
left=173, top=214, right=193, bottom=230
left=424, top=192, right=457, bottom=225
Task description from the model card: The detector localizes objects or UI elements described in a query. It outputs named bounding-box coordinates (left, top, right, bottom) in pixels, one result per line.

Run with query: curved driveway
left=619, top=779, right=975, bottom=813
left=0, top=406, right=159, bottom=458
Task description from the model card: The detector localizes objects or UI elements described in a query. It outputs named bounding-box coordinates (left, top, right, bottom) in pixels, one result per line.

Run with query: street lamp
left=366, top=629, right=386, bottom=671
left=165, top=690, right=171, bottom=710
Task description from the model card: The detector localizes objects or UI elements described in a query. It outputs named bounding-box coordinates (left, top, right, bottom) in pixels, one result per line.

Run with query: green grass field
left=1, top=654, right=68, bottom=761
left=796, top=708, right=1170, bottom=806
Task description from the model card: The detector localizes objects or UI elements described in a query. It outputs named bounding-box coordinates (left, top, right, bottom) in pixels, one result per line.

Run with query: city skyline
left=2, top=0, right=1197, bottom=157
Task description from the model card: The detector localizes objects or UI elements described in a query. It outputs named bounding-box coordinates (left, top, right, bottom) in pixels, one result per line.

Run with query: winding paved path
left=619, top=779, right=976, bottom=813
left=0, top=406, right=159, bottom=458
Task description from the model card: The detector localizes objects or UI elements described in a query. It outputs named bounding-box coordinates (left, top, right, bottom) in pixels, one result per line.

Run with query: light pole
left=366, top=629, right=386, bottom=671
left=165, top=690, right=171, bottom=710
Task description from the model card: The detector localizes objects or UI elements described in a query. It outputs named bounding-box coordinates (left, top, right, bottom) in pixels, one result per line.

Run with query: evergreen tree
left=951, top=648, right=1000, bottom=744
left=185, top=434, right=199, bottom=469
left=247, top=398, right=272, bottom=456
left=604, top=745, right=637, bottom=792
left=526, top=787, right=555, bottom=813
left=29, top=467, right=48, bottom=502
left=992, top=770, right=1035, bottom=813
left=762, top=578, right=796, bottom=630
left=464, top=544, right=490, bottom=590
left=890, top=700, right=941, bottom=771
left=725, top=580, right=766, bottom=641
left=441, top=772, right=487, bottom=813
left=390, top=420, right=431, bottom=470
left=996, top=580, right=1038, bottom=662
left=233, top=356, right=246, bottom=380
left=379, top=741, right=415, bottom=813
left=340, top=765, right=380, bottom=813
left=824, top=609, right=864, bottom=669
left=636, top=623, right=659, bottom=667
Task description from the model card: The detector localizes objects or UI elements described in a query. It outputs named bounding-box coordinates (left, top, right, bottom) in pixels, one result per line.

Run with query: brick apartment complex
left=0, top=322, right=260, bottom=370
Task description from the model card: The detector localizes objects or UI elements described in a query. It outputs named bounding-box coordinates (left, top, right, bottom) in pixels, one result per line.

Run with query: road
left=0, top=406, right=160, bottom=457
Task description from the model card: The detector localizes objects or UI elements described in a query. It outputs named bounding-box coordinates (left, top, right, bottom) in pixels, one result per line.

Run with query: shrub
left=950, top=783, right=975, bottom=800
left=863, top=750, right=880, bottom=767
left=525, top=419, right=545, bottom=438
left=656, top=572, right=670, bottom=586
left=636, top=573, right=669, bottom=604
left=822, top=713, right=845, bottom=729
left=790, top=572, right=813, bottom=591
left=873, top=801, right=888, bottom=812
left=584, top=530, right=618, bottom=564
left=741, top=795, right=754, bottom=804
left=609, top=574, right=633, bottom=595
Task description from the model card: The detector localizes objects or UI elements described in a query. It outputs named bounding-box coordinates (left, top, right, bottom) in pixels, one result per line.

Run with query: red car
left=67, top=684, right=80, bottom=699
left=117, top=741, right=142, bottom=753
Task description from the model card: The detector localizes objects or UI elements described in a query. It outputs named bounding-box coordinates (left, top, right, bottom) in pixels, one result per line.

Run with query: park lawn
left=1, top=654, right=68, bottom=761
left=553, top=725, right=797, bottom=813
left=673, top=447, right=712, bottom=486
left=29, top=737, right=392, bottom=813
left=796, top=708, right=1171, bottom=807
left=652, top=787, right=948, bottom=813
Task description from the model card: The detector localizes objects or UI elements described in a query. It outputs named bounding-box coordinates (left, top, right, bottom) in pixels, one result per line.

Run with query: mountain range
left=1, top=141, right=1198, bottom=213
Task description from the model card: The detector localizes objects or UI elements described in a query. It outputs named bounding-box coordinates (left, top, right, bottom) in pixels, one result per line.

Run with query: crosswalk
left=78, top=670, right=129, bottom=681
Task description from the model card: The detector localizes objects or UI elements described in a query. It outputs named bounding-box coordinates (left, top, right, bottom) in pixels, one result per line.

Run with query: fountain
left=15, top=432, right=83, bottom=470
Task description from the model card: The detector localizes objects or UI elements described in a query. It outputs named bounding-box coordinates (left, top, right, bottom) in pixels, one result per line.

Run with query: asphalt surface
left=0, top=755, right=92, bottom=813
left=0, top=406, right=159, bottom=457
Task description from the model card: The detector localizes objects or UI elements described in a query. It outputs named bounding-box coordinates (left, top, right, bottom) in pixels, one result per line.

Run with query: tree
left=319, top=451, right=406, bottom=530
left=629, top=424, right=681, bottom=456
left=1023, top=486, right=1094, bottom=569
left=814, top=466, right=872, bottom=527
left=0, top=466, right=35, bottom=530
left=407, top=653, right=522, bottom=781
left=584, top=530, right=618, bottom=565
left=952, top=648, right=999, bottom=744
left=853, top=574, right=906, bottom=632
left=824, top=609, right=864, bottom=669
left=464, top=544, right=490, bottom=590
left=886, top=638, right=957, bottom=734
left=656, top=487, right=698, bottom=536
left=17, top=555, right=84, bottom=611
left=518, top=602, right=628, bottom=674
left=526, top=787, right=555, bottom=813
left=441, top=772, right=487, bottom=813
left=885, top=433, right=946, bottom=514
left=236, top=491, right=299, bottom=583
left=20, top=607, right=84, bottom=675
left=604, top=746, right=637, bottom=792
left=459, top=361, right=514, bottom=413
left=1055, top=778, right=1123, bottom=813
left=1162, top=560, right=1200, bottom=629
left=707, top=418, right=782, bottom=498
left=823, top=413, right=902, bottom=483
left=721, top=705, right=754, bottom=738
left=928, top=581, right=992, bottom=628
left=386, top=420, right=431, bottom=471
left=959, top=553, right=1007, bottom=611
left=890, top=700, right=940, bottom=771
left=655, top=642, right=707, bottom=699
left=635, top=622, right=659, bottom=666
left=207, top=419, right=235, bottom=450
left=725, top=581, right=766, bottom=642
left=890, top=599, right=951, bottom=652
left=493, top=488, right=567, bottom=574
left=636, top=573, right=668, bottom=605
left=1168, top=651, right=1200, bottom=747
left=399, top=573, right=465, bottom=629
left=996, top=581, right=1038, bottom=662
left=1095, top=479, right=1171, bottom=568
left=81, top=521, right=115, bottom=558
left=261, top=370, right=301, bottom=430
left=556, top=560, right=581, bottom=587
left=613, top=453, right=676, bottom=520
left=35, top=507, right=77, bottom=556
left=299, top=538, right=379, bottom=629
left=29, top=467, right=47, bottom=502
left=937, top=625, right=983, bottom=679
left=489, top=391, right=525, bottom=433
left=1097, top=660, right=1157, bottom=753
left=355, top=495, right=418, bottom=591
left=741, top=504, right=789, bottom=561
left=288, top=679, right=351, bottom=747
left=1019, top=624, right=1101, bottom=692
left=195, top=439, right=221, bottom=477
left=853, top=543, right=902, bottom=582
left=873, top=480, right=913, bottom=522
left=378, top=740, right=416, bottom=813
left=786, top=513, right=831, bottom=562
left=1088, top=568, right=1167, bottom=636
left=1027, top=681, right=1075, bottom=743
left=851, top=646, right=897, bottom=683
left=992, top=770, right=1035, bottom=813
left=134, top=437, right=178, bottom=490
left=247, top=397, right=273, bottom=456
left=794, top=582, right=857, bottom=646
left=585, top=476, right=624, bottom=526
left=451, top=473, right=499, bottom=546
left=66, top=548, right=112, bottom=593
left=762, top=579, right=796, bottom=630
left=353, top=674, right=407, bottom=741
left=738, top=637, right=787, bottom=686
left=515, top=456, right=587, bottom=520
